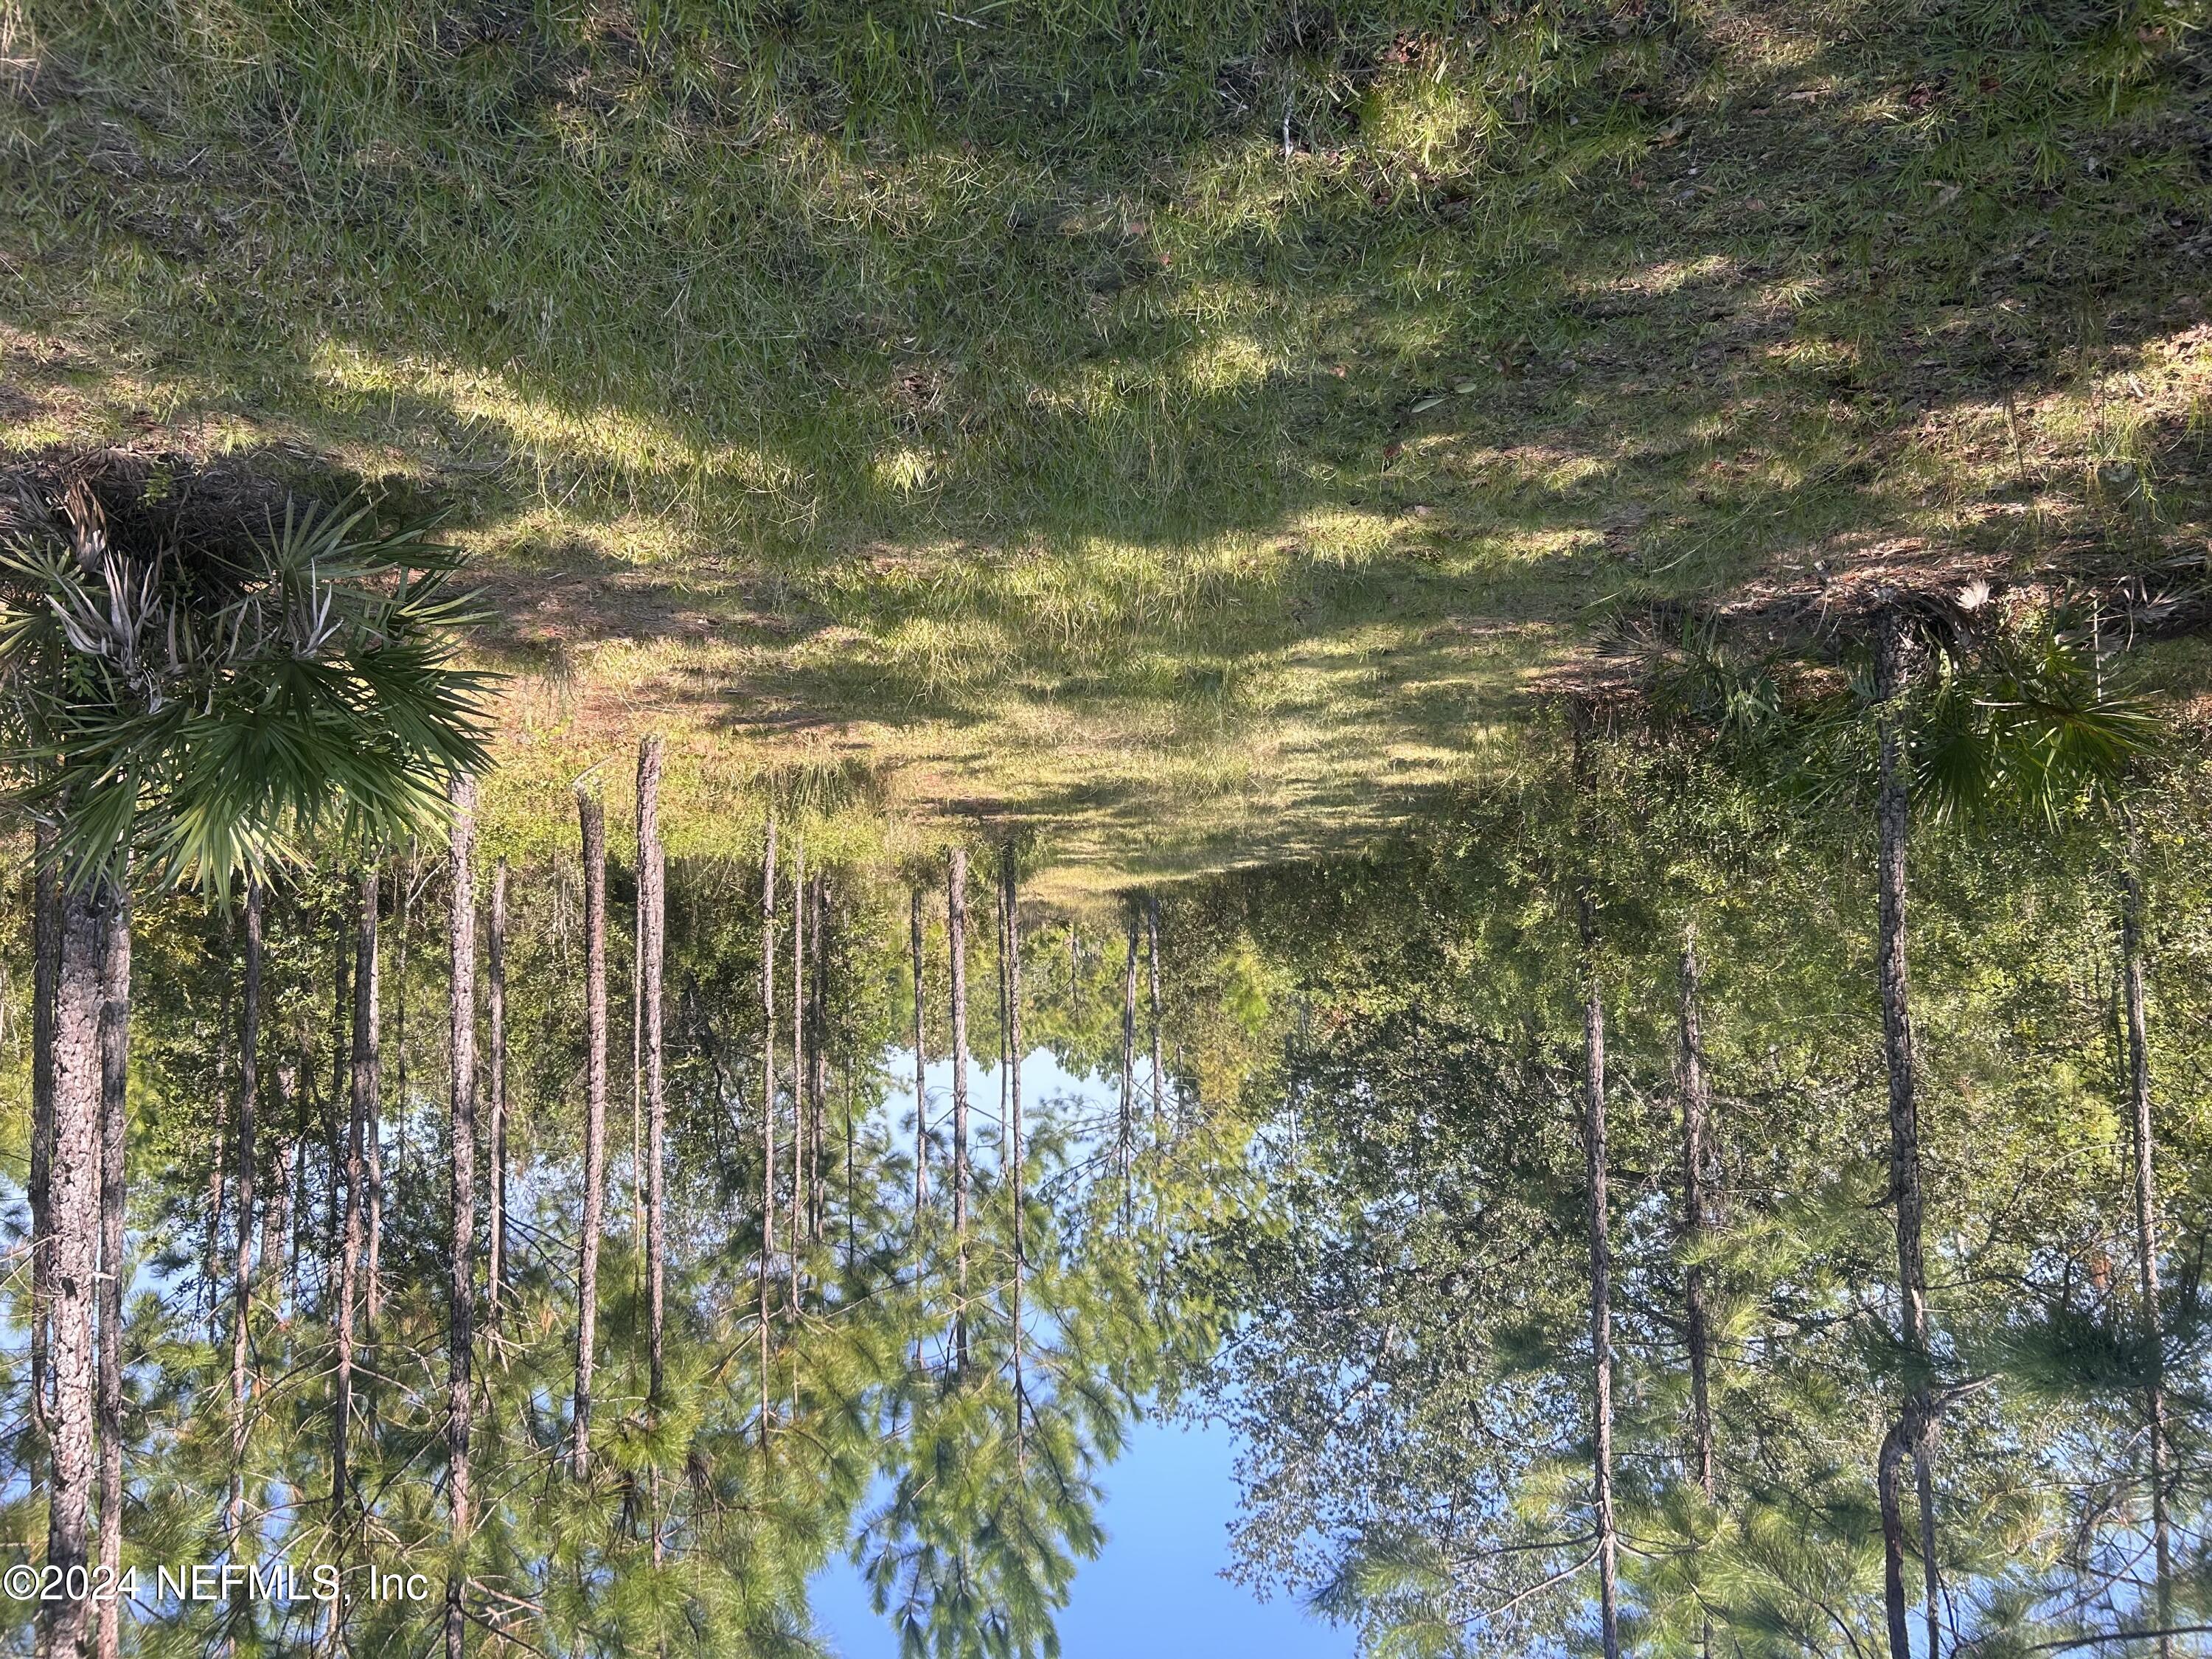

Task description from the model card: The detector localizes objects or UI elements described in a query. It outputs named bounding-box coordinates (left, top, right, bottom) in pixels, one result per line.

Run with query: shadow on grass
left=4, top=0, right=2207, bottom=858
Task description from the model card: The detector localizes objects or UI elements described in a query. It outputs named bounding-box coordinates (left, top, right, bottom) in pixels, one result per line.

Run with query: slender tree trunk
left=390, top=849, right=411, bottom=1253
left=1580, top=891, right=1621, bottom=1659
left=487, top=859, right=508, bottom=1321
left=226, top=879, right=263, bottom=1550
left=757, top=816, right=776, bottom=1448
left=809, top=876, right=829, bottom=1245
left=446, top=776, right=477, bottom=1659
left=372, top=858, right=406, bottom=1327
left=790, top=841, right=807, bottom=1279
left=1878, top=1415, right=1916, bottom=1659
left=327, top=920, right=349, bottom=1280
left=573, top=790, right=609, bottom=1477
left=1677, top=927, right=1716, bottom=1503
left=911, top=889, right=928, bottom=1210
left=45, top=879, right=108, bottom=1659
left=947, top=849, right=970, bottom=1376
left=94, top=887, right=128, bottom=1659
left=288, top=1139, right=305, bottom=1321
left=29, top=824, right=56, bottom=1434
left=334, top=868, right=376, bottom=1537
left=2119, top=856, right=2172, bottom=1653
left=639, top=740, right=667, bottom=1400
left=260, top=1120, right=293, bottom=1321
left=1120, top=912, right=1137, bottom=1213
left=1001, top=846, right=1026, bottom=1455
left=1874, top=613, right=1938, bottom=1659
left=1146, top=894, right=1163, bottom=1125
left=631, top=796, right=645, bottom=1259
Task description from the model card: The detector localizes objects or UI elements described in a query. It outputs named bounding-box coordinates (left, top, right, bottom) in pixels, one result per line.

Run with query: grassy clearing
left=3, top=0, right=2209, bottom=881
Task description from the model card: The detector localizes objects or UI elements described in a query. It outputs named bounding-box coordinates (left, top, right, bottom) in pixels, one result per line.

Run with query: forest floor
left=4, top=0, right=2210, bottom=889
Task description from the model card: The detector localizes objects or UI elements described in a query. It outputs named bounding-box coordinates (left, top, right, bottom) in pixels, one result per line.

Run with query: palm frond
left=0, top=467, right=497, bottom=897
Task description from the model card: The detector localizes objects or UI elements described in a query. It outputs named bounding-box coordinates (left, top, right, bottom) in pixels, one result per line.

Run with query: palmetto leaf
left=1911, top=619, right=2157, bottom=830
left=0, top=476, right=495, bottom=897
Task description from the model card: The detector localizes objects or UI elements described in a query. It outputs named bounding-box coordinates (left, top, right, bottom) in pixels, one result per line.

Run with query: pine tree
left=226, top=877, right=263, bottom=1548
left=487, top=856, right=509, bottom=1318
left=574, top=785, right=609, bottom=1477
left=94, top=881, right=128, bottom=1659
left=639, top=737, right=666, bottom=1395
left=44, top=876, right=108, bottom=1659
left=445, top=772, right=477, bottom=1659
left=948, top=848, right=970, bottom=1376
left=759, top=813, right=777, bottom=1447
left=911, top=886, right=928, bottom=1212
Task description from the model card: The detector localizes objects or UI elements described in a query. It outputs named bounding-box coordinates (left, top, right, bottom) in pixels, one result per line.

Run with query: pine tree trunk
left=1119, top=912, right=1137, bottom=1212
left=44, top=878, right=108, bottom=1659
left=911, top=888, right=928, bottom=1210
left=334, top=867, right=377, bottom=1534
left=445, top=776, right=477, bottom=1659
left=574, top=789, right=608, bottom=1478
left=638, top=739, right=666, bottom=1399
left=1878, top=1414, right=1915, bottom=1659
left=758, top=818, right=776, bottom=1446
left=1579, top=891, right=1621, bottom=1659
left=809, top=877, right=828, bottom=1245
left=327, top=921, right=349, bottom=1280
left=94, top=888, right=128, bottom=1659
left=226, top=879, right=263, bottom=1549
left=372, top=858, right=405, bottom=1328
left=487, top=858, right=508, bottom=1320
left=391, top=849, right=411, bottom=1256
left=1146, top=894, right=1163, bottom=1124
left=29, top=823, right=56, bottom=1435
left=947, top=849, right=970, bottom=1375
left=1874, top=613, right=1938, bottom=1659
left=259, top=1116, right=292, bottom=1322
left=1677, top=927, right=1717, bottom=1502
left=1001, top=846, right=1026, bottom=1455
left=2120, top=857, right=2172, bottom=1654
left=790, top=842, right=807, bottom=1278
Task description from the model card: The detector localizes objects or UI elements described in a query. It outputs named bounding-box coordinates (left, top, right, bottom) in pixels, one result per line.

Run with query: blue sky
left=808, top=1413, right=1357, bottom=1659
left=810, top=1050, right=1359, bottom=1659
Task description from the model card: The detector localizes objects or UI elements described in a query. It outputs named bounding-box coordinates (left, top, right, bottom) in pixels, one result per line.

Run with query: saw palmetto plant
left=0, top=455, right=495, bottom=895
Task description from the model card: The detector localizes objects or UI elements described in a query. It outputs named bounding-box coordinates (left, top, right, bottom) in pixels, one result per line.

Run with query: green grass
left=4, top=0, right=2209, bottom=882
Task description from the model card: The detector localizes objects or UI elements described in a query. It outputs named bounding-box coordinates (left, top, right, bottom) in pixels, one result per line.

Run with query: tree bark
left=372, top=858, right=406, bottom=1328
left=29, top=823, right=56, bottom=1434
left=1677, top=927, right=1717, bottom=1503
left=638, top=739, right=666, bottom=1398
left=2120, top=857, right=2172, bottom=1654
left=790, top=841, right=807, bottom=1277
left=1580, top=892, right=1621, bottom=1659
left=573, top=787, right=608, bottom=1477
left=947, top=849, right=970, bottom=1375
left=445, top=776, right=477, bottom=1659
left=808, top=876, right=829, bottom=1247
left=487, top=858, right=508, bottom=1321
left=44, top=878, right=108, bottom=1659
left=226, top=879, right=263, bottom=1551
left=1874, top=612, right=1938, bottom=1659
left=94, top=886, right=128, bottom=1659
left=389, top=849, right=411, bottom=1267
left=260, top=1117, right=293, bottom=1324
left=911, top=888, right=928, bottom=1210
left=1001, top=846, right=1026, bottom=1454
left=1878, top=1413, right=1916, bottom=1659
left=757, top=815, right=776, bottom=1448
left=1120, top=911, right=1137, bottom=1211
left=1146, top=894, right=1163, bottom=1125
left=334, top=867, right=376, bottom=1535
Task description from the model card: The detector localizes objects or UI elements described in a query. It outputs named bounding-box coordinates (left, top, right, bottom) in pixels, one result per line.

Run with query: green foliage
left=0, top=462, right=495, bottom=895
